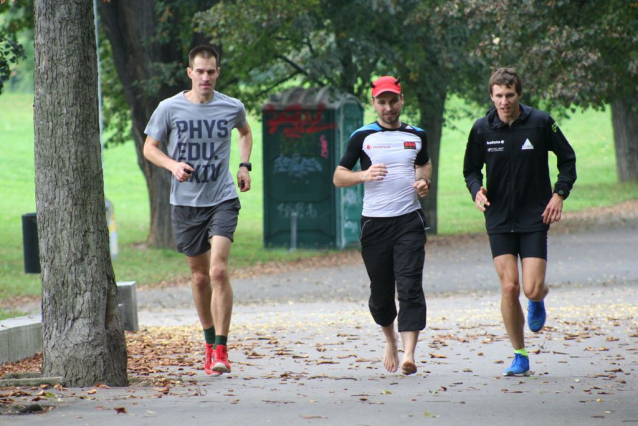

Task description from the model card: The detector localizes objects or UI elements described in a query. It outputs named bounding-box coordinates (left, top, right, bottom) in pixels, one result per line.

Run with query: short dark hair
left=489, top=67, right=522, bottom=95
left=188, top=45, right=220, bottom=68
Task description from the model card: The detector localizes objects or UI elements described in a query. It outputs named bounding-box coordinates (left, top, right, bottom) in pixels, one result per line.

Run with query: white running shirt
left=339, top=122, right=429, bottom=217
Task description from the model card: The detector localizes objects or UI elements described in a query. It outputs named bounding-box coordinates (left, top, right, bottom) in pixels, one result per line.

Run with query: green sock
left=203, top=326, right=216, bottom=345
left=213, top=335, right=228, bottom=349
left=514, top=348, right=528, bottom=357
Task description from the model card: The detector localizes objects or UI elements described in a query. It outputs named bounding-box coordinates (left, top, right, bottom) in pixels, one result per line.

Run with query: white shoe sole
left=213, top=362, right=231, bottom=373
left=503, top=370, right=531, bottom=377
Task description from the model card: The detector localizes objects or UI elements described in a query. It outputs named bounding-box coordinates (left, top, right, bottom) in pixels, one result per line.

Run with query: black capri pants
left=360, top=210, right=427, bottom=332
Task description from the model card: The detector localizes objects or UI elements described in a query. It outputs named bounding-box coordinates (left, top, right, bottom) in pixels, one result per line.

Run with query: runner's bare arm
left=333, top=164, right=388, bottom=187
left=413, top=160, right=432, bottom=198
left=143, top=135, right=193, bottom=182
left=236, top=122, right=253, bottom=192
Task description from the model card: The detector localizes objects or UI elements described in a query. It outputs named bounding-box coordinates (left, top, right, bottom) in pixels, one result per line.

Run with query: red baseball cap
left=371, top=76, right=401, bottom=97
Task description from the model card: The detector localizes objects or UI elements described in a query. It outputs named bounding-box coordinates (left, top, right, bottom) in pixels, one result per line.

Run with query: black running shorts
left=172, top=198, right=241, bottom=257
left=360, top=209, right=427, bottom=332
left=488, top=231, right=548, bottom=260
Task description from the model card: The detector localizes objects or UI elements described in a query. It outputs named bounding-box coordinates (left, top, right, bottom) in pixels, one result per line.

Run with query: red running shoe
left=204, top=343, right=222, bottom=376
left=212, top=344, right=231, bottom=373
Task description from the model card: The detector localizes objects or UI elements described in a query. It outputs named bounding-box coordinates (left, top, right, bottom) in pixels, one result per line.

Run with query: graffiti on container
left=277, top=202, right=319, bottom=219
left=320, top=135, right=329, bottom=159
left=265, top=103, right=336, bottom=138
left=341, top=188, right=360, bottom=207
left=272, top=153, right=323, bottom=178
left=344, top=220, right=359, bottom=233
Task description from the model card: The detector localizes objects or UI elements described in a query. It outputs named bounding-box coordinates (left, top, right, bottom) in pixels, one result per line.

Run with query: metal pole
left=290, top=212, right=298, bottom=251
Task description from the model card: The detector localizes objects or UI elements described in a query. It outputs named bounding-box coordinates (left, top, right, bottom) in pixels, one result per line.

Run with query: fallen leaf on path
left=429, top=353, right=447, bottom=359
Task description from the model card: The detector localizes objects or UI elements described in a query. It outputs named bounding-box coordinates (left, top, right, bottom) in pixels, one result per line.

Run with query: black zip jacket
left=463, top=103, right=577, bottom=234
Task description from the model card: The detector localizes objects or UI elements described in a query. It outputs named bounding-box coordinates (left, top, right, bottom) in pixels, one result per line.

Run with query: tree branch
left=257, top=71, right=303, bottom=97
left=275, top=54, right=324, bottom=87
left=275, top=54, right=308, bottom=76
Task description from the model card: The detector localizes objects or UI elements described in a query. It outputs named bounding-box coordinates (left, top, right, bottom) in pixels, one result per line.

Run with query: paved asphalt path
left=137, top=223, right=638, bottom=309
left=3, top=222, right=637, bottom=425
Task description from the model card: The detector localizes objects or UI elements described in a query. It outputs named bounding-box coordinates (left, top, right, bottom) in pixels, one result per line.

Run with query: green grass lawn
left=437, top=98, right=638, bottom=233
left=1, top=92, right=637, bottom=319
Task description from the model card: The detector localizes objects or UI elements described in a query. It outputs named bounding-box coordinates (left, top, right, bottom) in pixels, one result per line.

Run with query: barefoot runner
left=334, top=76, right=432, bottom=375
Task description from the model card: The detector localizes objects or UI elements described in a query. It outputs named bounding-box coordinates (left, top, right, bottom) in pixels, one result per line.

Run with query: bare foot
left=383, top=335, right=399, bottom=373
left=401, top=361, right=417, bottom=375
left=399, top=330, right=419, bottom=375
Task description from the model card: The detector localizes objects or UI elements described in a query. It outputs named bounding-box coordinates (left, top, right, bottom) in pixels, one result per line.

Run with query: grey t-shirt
left=145, top=91, right=247, bottom=207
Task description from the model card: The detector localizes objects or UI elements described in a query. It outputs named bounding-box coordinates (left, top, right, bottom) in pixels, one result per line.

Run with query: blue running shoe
left=503, top=353, right=530, bottom=376
left=528, top=300, right=546, bottom=332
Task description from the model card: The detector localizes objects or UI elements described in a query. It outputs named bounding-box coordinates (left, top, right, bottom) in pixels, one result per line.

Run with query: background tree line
left=0, top=0, right=636, bottom=387
left=2, top=0, right=637, bottom=248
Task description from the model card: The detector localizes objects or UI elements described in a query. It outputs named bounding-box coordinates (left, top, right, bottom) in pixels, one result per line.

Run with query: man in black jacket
left=463, top=68, right=577, bottom=376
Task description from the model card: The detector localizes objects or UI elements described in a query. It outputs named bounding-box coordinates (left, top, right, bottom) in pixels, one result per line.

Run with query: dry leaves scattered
left=1, top=265, right=637, bottom=418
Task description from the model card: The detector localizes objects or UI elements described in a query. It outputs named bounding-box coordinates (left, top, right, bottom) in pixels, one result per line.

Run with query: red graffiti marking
left=320, top=135, right=329, bottom=159
left=265, top=103, right=336, bottom=138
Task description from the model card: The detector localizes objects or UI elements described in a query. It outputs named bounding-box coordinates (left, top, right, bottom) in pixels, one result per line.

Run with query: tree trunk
left=611, top=99, right=638, bottom=182
left=416, top=90, right=446, bottom=235
left=34, top=0, right=128, bottom=387
left=97, top=0, right=175, bottom=248
left=98, top=0, right=215, bottom=248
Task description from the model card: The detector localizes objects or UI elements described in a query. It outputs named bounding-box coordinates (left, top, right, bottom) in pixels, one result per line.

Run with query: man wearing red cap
left=334, top=76, right=432, bottom=375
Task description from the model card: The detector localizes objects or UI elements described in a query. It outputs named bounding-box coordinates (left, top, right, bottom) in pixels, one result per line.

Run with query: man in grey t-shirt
left=144, top=45, right=253, bottom=376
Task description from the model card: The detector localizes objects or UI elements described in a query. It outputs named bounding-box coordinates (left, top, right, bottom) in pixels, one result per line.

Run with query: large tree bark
left=98, top=0, right=214, bottom=248
left=34, top=0, right=128, bottom=387
left=98, top=0, right=176, bottom=248
left=611, top=99, right=638, bottom=182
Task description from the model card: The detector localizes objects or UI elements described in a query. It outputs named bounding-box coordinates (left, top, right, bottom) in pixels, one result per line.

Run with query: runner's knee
left=523, top=282, right=546, bottom=301
left=209, top=262, right=229, bottom=285
left=501, top=281, right=520, bottom=299
left=191, top=271, right=210, bottom=291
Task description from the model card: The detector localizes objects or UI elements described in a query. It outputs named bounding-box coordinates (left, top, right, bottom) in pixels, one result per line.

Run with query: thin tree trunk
left=611, top=99, right=638, bottom=182
left=98, top=0, right=215, bottom=248
left=34, top=0, right=127, bottom=387
left=98, top=0, right=175, bottom=248
left=416, top=90, right=446, bottom=235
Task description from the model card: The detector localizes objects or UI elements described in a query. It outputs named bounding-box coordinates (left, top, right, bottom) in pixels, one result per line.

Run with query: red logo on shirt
left=404, top=142, right=416, bottom=150
left=366, top=144, right=371, bottom=150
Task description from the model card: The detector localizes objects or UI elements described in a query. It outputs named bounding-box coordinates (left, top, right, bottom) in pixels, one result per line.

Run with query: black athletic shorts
left=360, top=210, right=427, bottom=332
left=172, top=198, right=241, bottom=257
left=488, top=231, right=548, bottom=260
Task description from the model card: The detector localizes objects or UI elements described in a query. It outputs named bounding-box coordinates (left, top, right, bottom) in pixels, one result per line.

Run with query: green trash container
left=262, top=87, right=364, bottom=249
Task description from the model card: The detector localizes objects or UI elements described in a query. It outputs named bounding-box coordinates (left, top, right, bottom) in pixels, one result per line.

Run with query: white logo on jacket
left=522, top=139, right=534, bottom=150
